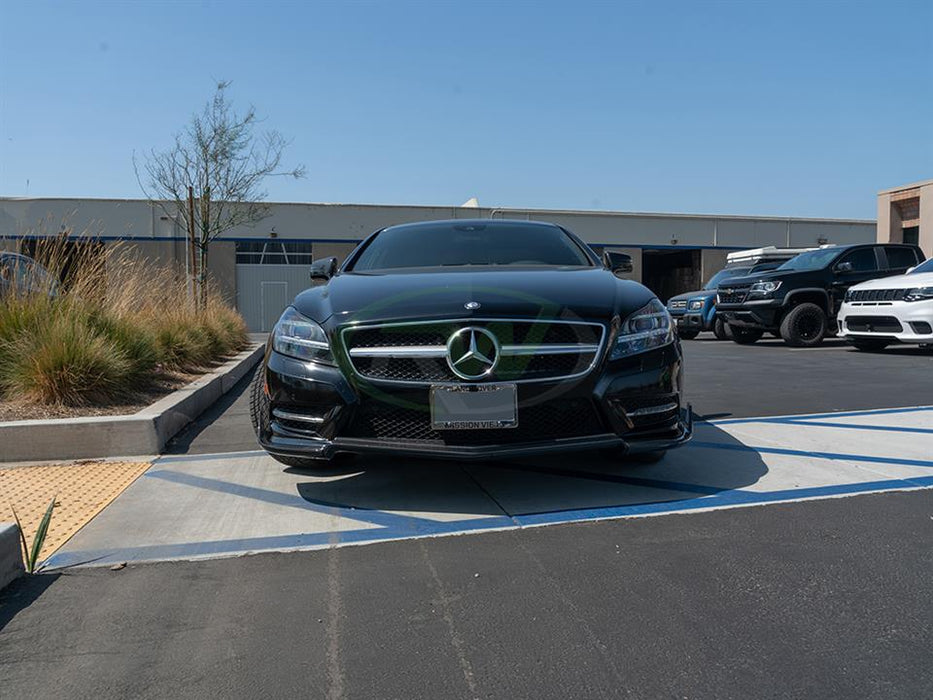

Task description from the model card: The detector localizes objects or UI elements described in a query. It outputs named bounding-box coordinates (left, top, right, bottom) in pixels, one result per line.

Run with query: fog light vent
left=272, top=407, right=332, bottom=437
left=910, top=321, right=932, bottom=335
left=608, top=394, right=679, bottom=431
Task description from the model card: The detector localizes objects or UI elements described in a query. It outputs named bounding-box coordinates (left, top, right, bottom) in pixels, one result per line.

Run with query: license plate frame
left=430, top=384, right=518, bottom=430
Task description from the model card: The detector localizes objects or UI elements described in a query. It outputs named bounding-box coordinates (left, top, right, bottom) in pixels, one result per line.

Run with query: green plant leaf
left=28, top=497, right=57, bottom=573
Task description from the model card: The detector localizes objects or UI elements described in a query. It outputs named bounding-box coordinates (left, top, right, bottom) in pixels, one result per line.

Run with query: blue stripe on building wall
left=4, top=233, right=750, bottom=251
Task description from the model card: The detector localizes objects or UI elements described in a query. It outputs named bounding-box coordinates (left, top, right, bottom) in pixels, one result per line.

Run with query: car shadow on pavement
left=293, top=421, right=768, bottom=519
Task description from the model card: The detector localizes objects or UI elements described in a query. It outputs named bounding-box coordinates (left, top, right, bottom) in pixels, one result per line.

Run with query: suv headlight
left=904, top=287, right=933, bottom=302
left=272, top=307, right=334, bottom=364
left=610, top=299, right=674, bottom=360
left=750, top=281, right=781, bottom=294
left=688, top=299, right=705, bottom=310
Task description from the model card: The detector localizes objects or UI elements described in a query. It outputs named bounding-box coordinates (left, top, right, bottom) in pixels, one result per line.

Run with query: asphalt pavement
left=2, top=336, right=932, bottom=699
left=3, top=491, right=931, bottom=698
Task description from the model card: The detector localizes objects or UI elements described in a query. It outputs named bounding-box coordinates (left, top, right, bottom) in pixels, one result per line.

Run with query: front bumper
left=717, top=299, right=782, bottom=330
left=258, top=342, right=691, bottom=461
left=676, top=312, right=710, bottom=332
left=837, top=299, right=933, bottom=344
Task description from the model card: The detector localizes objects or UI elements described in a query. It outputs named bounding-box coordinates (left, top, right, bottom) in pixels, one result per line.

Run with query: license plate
left=430, top=384, right=517, bottom=430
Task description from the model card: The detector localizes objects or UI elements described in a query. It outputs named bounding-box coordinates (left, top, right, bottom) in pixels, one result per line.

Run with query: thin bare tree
left=134, top=81, right=305, bottom=305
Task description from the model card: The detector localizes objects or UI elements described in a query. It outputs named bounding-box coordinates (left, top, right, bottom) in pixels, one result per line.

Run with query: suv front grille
left=343, top=398, right=605, bottom=445
left=342, top=319, right=605, bottom=385
left=845, top=316, right=903, bottom=333
left=717, top=287, right=750, bottom=304
left=847, top=289, right=907, bottom=303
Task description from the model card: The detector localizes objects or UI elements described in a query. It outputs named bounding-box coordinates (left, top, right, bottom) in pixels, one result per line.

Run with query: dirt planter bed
left=0, top=343, right=264, bottom=463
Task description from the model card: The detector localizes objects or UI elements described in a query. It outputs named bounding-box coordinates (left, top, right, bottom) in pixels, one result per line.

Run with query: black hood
left=716, top=268, right=814, bottom=288
left=292, top=267, right=655, bottom=326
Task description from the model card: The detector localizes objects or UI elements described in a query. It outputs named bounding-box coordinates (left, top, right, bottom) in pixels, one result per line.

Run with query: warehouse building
left=0, top=197, right=877, bottom=331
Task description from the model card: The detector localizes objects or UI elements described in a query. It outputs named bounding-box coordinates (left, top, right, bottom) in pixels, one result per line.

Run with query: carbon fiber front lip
left=262, top=407, right=692, bottom=461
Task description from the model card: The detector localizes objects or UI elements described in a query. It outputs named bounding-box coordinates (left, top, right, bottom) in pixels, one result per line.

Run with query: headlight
left=750, top=281, right=781, bottom=294
left=610, top=298, right=674, bottom=360
left=688, top=299, right=704, bottom=310
left=272, top=307, right=334, bottom=364
left=904, top=287, right=933, bottom=302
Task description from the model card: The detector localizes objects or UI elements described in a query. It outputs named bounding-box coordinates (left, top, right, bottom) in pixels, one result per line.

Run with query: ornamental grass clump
left=0, top=236, right=247, bottom=406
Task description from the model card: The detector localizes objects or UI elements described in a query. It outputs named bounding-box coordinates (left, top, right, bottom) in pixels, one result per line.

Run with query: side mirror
left=836, top=261, right=854, bottom=273
left=602, top=250, right=634, bottom=275
left=310, top=257, right=338, bottom=282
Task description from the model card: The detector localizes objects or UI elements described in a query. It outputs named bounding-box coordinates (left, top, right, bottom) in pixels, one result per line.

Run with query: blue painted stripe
left=514, top=475, right=933, bottom=527
left=155, top=450, right=266, bottom=465
left=773, top=421, right=933, bottom=435
left=689, top=441, right=933, bottom=468
left=8, top=232, right=750, bottom=252
left=144, top=469, right=446, bottom=530
left=711, top=406, right=933, bottom=426
left=42, top=514, right=514, bottom=569
left=42, top=475, right=933, bottom=570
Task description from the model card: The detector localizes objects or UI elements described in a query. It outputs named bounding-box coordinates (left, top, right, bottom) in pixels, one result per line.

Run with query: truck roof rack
left=726, top=245, right=819, bottom=264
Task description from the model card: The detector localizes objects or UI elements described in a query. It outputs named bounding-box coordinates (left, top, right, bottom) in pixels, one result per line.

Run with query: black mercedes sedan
left=250, top=219, right=692, bottom=467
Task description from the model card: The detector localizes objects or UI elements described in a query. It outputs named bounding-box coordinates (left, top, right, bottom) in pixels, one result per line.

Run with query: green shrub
left=83, top=307, right=158, bottom=380
left=0, top=239, right=247, bottom=406
left=0, top=313, right=134, bottom=404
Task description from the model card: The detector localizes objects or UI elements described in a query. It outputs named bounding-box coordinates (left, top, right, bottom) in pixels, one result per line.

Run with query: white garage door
left=235, top=241, right=317, bottom=332
left=236, top=264, right=313, bottom=331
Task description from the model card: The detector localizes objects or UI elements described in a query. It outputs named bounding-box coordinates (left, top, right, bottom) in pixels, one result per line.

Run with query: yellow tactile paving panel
left=0, top=460, right=150, bottom=565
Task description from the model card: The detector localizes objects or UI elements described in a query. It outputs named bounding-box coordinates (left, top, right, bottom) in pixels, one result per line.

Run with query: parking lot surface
left=2, top=338, right=932, bottom=698
left=43, top=403, right=933, bottom=568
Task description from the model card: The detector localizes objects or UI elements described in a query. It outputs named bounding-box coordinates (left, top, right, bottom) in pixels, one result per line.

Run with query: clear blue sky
left=1, top=0, right=930, bottom=219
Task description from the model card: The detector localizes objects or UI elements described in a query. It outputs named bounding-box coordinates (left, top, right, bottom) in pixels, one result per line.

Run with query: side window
left=837, top=248, right=877, bottom=273
left=884, top=246, right=917, bottom=271
left=27, top=263, right=55, bottom=292
left=13, top=258, right=36, bottom=288
left=0, top=256, right=13, bottom=284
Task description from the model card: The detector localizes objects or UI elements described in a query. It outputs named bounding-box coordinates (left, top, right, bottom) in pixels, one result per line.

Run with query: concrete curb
left=0, top=522, right=24, bottom=591
left=0, top=343, right=264, bottom=463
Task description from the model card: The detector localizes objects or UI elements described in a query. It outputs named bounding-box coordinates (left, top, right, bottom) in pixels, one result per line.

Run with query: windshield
left=777, top=248, right=842, bottom=271
left=704, top=266, right=751, bottom=290
left=910, top=258, right=933, bottom=274
left=349, top=222, right=594, bottom=271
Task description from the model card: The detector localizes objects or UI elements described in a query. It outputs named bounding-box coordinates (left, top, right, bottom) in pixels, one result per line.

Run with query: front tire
left=849, top=338, right=890, bottom=352
left=780, top=303, right=827, bottom=347
left=248, top=366, right=335, bottom=470
left=730, top=326, right=763, bottom=345
left=713, top=317, right=730, bottom=340
left=678, top=329, right=700, bottom=340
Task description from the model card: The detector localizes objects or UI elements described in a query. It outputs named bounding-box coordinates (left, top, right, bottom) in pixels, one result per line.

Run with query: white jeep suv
left=838, top=256, right=933, bottom=351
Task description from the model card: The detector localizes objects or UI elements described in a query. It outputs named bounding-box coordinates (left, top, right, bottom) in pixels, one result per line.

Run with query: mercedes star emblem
left=446, top=327, right=500, bottom=380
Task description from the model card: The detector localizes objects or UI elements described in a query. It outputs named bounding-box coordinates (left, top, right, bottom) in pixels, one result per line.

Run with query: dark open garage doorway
left=642, top=248, right=701, bottom=303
